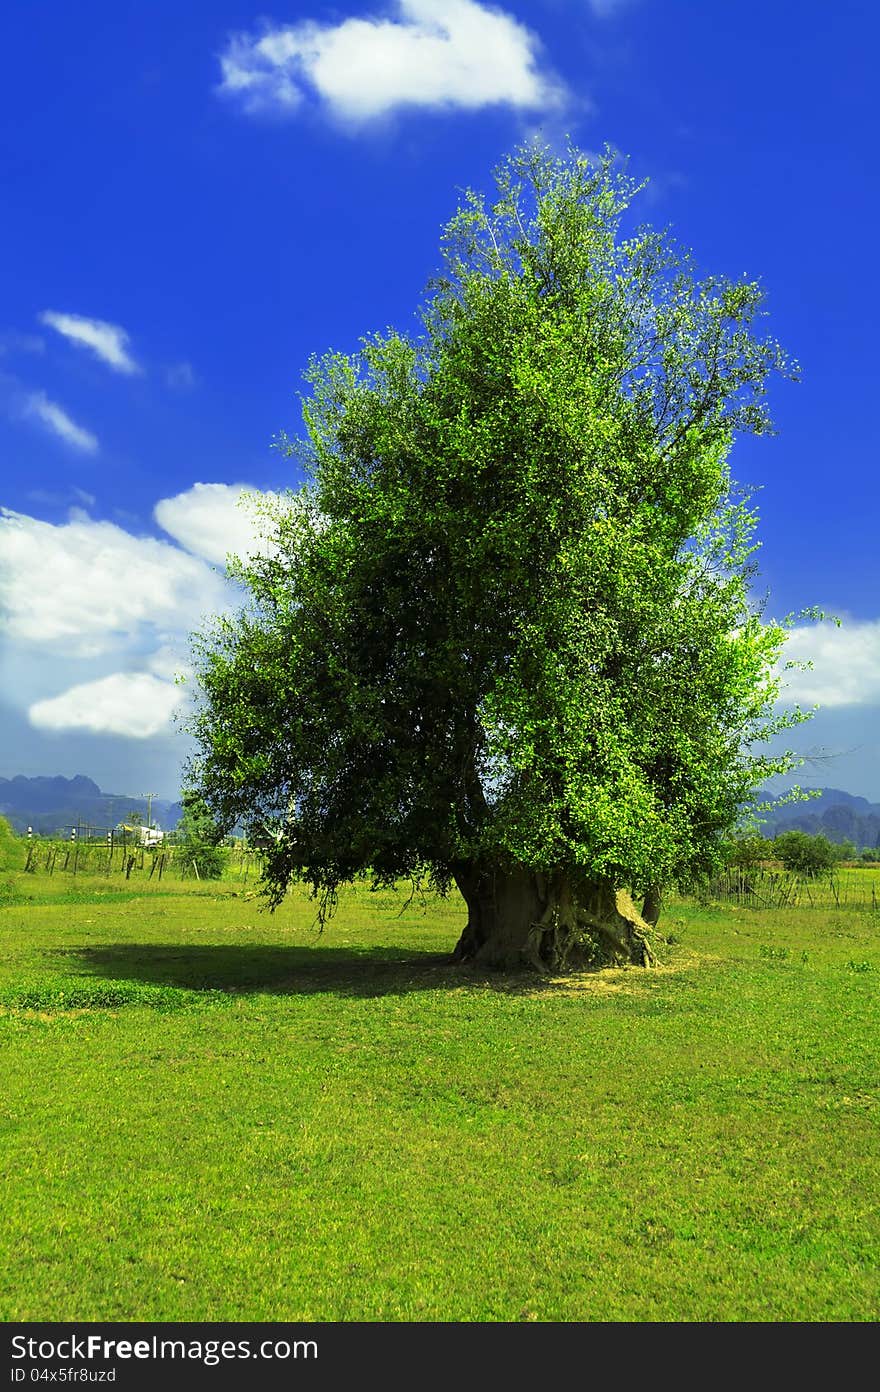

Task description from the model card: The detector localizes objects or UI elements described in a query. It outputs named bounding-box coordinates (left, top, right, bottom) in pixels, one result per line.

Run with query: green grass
left=1, top=870, right=878, bottom=1321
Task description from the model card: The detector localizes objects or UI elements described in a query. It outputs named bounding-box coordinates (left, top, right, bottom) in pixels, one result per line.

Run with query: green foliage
left=724, top=834, right=770, bottom=870
left=173, top=791, right=229, bottom=880
left=0, top=817, right=26, bottom=873
left=188, top=142, right=807, bottom=911
left=772, top=830, right=837, bottom=878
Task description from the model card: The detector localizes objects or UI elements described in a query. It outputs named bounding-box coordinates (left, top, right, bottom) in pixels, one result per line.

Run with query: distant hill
left=753, top=788, right=880, bottom=849
left=0, top=775, right=182, bottom=837
left=3, top=774, right=878, bottom=849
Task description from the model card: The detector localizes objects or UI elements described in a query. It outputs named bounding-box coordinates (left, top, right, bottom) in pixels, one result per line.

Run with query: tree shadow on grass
left=63, top=943, right=540, bottom=999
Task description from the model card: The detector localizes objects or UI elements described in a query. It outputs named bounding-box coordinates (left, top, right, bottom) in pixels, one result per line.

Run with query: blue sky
left=0, top=0, right=878, bottom=805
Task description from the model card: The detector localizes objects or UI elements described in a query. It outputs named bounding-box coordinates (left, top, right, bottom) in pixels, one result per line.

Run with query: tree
left=188, top=143, right=807, bottom=971
left=772, top=831, right=836, bottom=878
left=724, top=835, right=771, bottom=872
left=173, top=791, right=228, bottom=880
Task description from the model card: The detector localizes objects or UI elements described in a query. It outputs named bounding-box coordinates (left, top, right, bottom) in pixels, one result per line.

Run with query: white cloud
left=39, top=310, right=141, bottom=375
left=0, top=507, right=229, bottom=657
left=0, top=486, right=281, bottom=741
left=779, top=619, right=880, bottom=708
left=23, top=391, right=98, bottom=453
left=29, top=673, right=185, bottom=739
left=154, top=482, right=278, bottom=567
left=218, top=0, right=565, bottom=123
left=147, top=644, right=194, bottom=683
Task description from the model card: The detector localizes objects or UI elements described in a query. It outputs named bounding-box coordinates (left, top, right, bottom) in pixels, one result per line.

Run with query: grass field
left=1, top=863, right=878, bottom=1322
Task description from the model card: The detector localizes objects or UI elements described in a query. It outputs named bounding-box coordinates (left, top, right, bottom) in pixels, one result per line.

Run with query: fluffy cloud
left=29, top=673, right=185, bottom=739
left=153, top=482, right=279, bottom=567
left=779, top=619, right=880, bottom=708
left=0, top=485, right=286, bottom=743
left=39, top=310, right=141, bottom=375
left=218, top=0, right=564, bottom=123
left=147, top=645, right=194, bottom=683
left=23, top=391, right=98, bottom=453
left=0, top=507, right=229, bottom=657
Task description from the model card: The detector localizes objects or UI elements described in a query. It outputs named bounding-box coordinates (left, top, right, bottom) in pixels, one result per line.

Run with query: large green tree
left=188, top=144, right=807, bottom=971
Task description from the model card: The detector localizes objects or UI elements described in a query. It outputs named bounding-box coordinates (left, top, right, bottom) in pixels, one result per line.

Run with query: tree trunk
left=452, top=863, right=657, bottom=972
left=641, top=883, right=662, bottom=928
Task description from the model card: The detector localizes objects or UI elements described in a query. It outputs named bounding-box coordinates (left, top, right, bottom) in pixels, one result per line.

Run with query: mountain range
left=752, top=788, right=880, bottom=849
left=0, top=775, right=183, bottom=837
left=2, top=775, right=879, bottom=849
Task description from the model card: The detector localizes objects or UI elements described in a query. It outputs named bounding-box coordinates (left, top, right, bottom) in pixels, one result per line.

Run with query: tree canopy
left=188, top=143, right=807, bottom=970
left=772, top=831, right=838, bottom=878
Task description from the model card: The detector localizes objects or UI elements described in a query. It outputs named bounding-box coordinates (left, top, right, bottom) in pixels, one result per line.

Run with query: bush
left=0, top=817, right=26, bottom=872
left=177, top=843, right=229, bottom=880
left=725, top=835, right=771, bottom=870
left=833, top=838, right=857, bottom=864
left=772, top=831, right=837, bottom=878
left=173, top=792, right=229, bottom=880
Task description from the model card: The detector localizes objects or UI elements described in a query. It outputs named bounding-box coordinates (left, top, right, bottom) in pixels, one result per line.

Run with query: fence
left=705, top=866, right=879, bottom=912
left=15, top=839, right=880, bottom=909
left=21, top=836, right=264, bottom=883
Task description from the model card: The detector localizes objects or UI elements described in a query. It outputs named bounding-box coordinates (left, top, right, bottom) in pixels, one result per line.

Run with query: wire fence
left=704, top=867, right=879, bottom=912
left=13, top=835, right=880, bottom=910
left=21, top=836, right=263, bottom=883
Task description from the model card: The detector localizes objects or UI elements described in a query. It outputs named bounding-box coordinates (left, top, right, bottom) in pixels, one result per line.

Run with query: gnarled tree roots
left=452, top=866, right=658, bottom=973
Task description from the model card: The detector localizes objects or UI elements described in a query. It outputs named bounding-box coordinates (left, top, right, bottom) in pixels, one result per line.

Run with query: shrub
left=0, top=817, right=26, bottom=872
left=173, top=792, right=229, bottom=880
left=833, top=839, right=857, bottom=864
left=772, top=831, right=836, bottom=878
left=725, top=835, right=770, bottom=870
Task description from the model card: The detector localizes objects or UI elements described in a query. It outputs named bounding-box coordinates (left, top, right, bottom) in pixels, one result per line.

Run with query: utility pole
left=129, top=792, right=159, bottom=828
